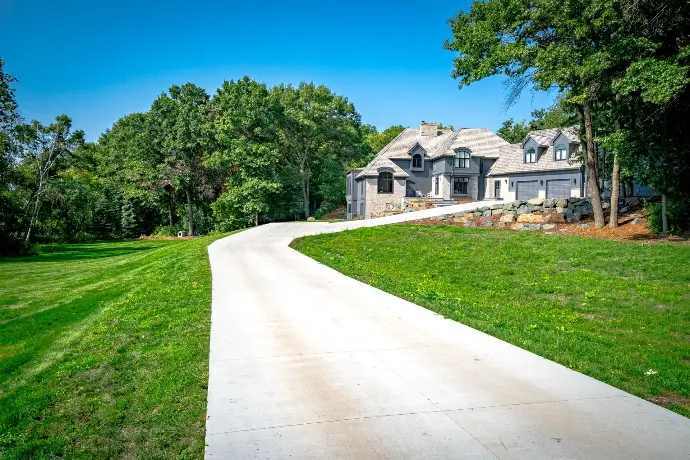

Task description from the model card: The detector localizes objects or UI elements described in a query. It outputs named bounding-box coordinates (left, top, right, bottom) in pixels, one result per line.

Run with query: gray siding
left=391, top=159, right=432, bottom=195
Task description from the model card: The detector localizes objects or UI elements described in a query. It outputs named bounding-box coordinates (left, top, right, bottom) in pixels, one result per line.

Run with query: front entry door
left=494, top=180, right=501, bottom=199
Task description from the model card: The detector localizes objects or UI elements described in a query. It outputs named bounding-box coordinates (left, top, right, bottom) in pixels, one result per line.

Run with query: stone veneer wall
left=364, top=177, right=406, bottom=219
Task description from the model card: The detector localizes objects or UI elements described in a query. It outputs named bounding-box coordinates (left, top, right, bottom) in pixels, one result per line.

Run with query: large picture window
left=377, top=172, right=393, bottom=193
left=453, top=176, right=469, bottom=195
left=525, top=147, right=536, bottom=163
left=555, top=144, right=567, bottom=160
left=454, top=150, right=470, bottom=168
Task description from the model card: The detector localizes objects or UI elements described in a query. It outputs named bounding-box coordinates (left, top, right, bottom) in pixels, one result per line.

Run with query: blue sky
left=1, top=0, right=555, bottom=141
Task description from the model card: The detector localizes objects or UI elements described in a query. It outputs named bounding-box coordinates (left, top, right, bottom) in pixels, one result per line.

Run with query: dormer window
left=525, top=147, right=536, bottom=163
left=454, top=150, right=470, bottom=168
left=555, top=144, right=567, bottom=160
left=412, top=153, right=422, bottom=169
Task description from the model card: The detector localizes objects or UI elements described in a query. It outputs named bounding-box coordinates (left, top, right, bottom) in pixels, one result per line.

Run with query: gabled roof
left=488, top=126, right=582, bottom=176
left=521, top=126, right=580, bottom=148
left=356, top=127, right=510, bottom=179
left=432, top=128, right=511, bottom=159
left=356, top=128, right=454, bottom=178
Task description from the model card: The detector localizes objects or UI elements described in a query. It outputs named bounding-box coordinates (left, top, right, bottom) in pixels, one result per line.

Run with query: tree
left=273, top=82, right=365, bottom=218
left=209, top=77, right=283, bottom=228
left=149, top=84, right=211, bottom=236
left=363, top=125, right=405, bottom=158
left=496, top=119, right=528, bottom=143
left=120, top=200, right=137, bottom=237
left=15, top=115, right=84, bottom=246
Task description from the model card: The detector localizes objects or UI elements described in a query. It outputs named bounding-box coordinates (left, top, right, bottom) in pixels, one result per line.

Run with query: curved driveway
left=205, top=202, right=690, bottom=459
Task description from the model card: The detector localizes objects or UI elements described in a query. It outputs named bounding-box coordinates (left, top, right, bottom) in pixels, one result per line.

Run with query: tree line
left=2, top=64, right=407, bottom=255
left=446, top=0, right=690, bottom=232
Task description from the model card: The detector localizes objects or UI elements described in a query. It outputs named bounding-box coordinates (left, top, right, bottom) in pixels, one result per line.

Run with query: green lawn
left=0, top=235, right=232, bottom=459
left=292, top=225, right=690, bottom=418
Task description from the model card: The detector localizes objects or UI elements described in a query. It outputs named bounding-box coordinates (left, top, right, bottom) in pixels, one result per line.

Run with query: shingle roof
left=356, top=127, right=511, bottom=179
left=432, top=128, right=511, bottom=159
left=488, top=126, right=582, bottom=176
left=356, top=128, right=454, bottom=178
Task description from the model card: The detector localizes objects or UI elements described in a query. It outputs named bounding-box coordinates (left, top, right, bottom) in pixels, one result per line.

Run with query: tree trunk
left=24, top=193, right=41, bottom=248
left=300, top=157, right=309, bottom=219
left=254, top=213, right=259, bottom=227
left=609, top=115, right=622, bottom=228
left=186, top=188, right=194, bottom=236
left=581, top=102, right=605, bottom=228
left=168, top=191, right=175, bottom=226
left=661, top=193, right=668, bottom=234
left=609, top=154, right=620, bottom=228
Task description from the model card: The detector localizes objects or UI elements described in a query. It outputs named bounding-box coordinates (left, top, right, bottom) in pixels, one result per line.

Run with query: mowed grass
left=292, top=225, right=690, bottom=417
left=0, top=235, right=232, bottom=459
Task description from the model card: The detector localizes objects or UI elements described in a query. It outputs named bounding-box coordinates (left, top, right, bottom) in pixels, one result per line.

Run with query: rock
left=496, top=222, right=506, bottom=228
left=543, top=199, right=556, bottom=208
left=517, top=214, right=546, bottom=224
left=479, top=206, right=490, bottom=213
left=602, top=201, right=611, bottom=209
left=544, top=231, right=555, bottom=235
left=481, top=221, right=493, bottom=227
left=500, top=213, right=516, bottom=223
left=556, top=199, right=569, bottom=207
left=464, top=213, right=475, bottom=219
left=491, top=208, right=504, bottom=216
left=452, top=217, right=467, bottom=224
left=482, top=210, right=492, bottom=217
left=542, top=224, right=557, bottom=230
left=307, top=216, right=316, bottom=221
left=516, top=206, right=529, bottom=215
left=578, top=223, right=589, bottom=228
left=503, top=202, right=516, bottom=210
left=568, top=197, right=580, bottom=203
left=490, top=204, right=504, bottom=210
left=577, top=203, right=593, bottom=213
left=625, top=197, right=640, bottom=207
left=518, top=223, right=542, bottom=231
left=544, top=213, right=565, bottom=223
left=619, top=206, right=629, bottom=213
left=473, top=211, right=482, bottom=217
left=631, top=217, right=645, bottom=224
left=555, top=206, right=566, bottom=214
left=528, top=197, right=544, bottom=206
left=465, top=220, right=477, bottom=228
left=567, top=212, right=582, bottom=222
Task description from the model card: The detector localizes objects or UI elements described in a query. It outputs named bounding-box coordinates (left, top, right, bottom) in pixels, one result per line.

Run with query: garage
left=546, top=179, right=571, bottom=199
left=516, top=180, right=539, bottom=200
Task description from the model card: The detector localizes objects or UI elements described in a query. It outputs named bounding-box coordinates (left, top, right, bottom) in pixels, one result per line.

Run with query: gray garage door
left=516, top=180, right=539, bottom=200
left=546, top=179, right=570, bottom=199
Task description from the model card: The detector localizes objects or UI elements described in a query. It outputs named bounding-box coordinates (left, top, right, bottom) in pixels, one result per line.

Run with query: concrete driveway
left=205, top=202, right=690, bottom=459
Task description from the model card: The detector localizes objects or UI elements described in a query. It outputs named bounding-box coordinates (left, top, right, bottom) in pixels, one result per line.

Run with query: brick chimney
left=420, top=121, right=437, bottom=136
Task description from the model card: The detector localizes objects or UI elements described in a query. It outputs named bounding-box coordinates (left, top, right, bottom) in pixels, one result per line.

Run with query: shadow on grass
left=1, top=241, right=167, bottom=263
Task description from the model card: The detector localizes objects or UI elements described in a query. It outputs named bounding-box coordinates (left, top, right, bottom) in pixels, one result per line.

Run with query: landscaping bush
left=644, top=197, right=690, bottom=235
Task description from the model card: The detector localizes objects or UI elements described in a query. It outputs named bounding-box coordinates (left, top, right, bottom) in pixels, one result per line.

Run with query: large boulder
left=545, top=213, right=566, bottom=223
left=517, top=223, right=542, bottom=231
left=556, top=198, right=569, bottom=207
left=500, top=213, right=516, bottom=223
left=517, top=214, right=546, bottom=224
left=543, top=199, right=556, bottom=208
left=491, top=208, right=504, bottom=216
left=528, top=197, right=545, bottom=206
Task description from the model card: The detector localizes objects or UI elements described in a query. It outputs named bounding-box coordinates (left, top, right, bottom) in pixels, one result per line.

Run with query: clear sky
left=1, top=0, right=555, bottom=141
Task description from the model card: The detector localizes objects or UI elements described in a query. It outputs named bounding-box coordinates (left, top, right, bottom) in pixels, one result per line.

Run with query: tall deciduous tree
left=15, top=115, right=84, bottom=246
left=149, top=84, right=211, bottom=236
left=273, top=82, right=364, bottom=218
left=209, top=77, right=283, bottom=228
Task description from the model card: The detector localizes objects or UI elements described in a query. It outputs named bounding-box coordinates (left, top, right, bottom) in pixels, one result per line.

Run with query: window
left=453, top=176, right=469, bottom=195
left=555, top=144, right=567, bottom=160
left=434, top=176, right=439, bottom=195
left=377, top=172, right=393, bottom=193
left=454, top=150, right=470, bottom=168
left=347, top=204, right=351, bottom=213
left=412, top=153, right=422, bottom=169
left=346, top=176, right=351, bottom=194
left=525, top=147, right=536, bottom=163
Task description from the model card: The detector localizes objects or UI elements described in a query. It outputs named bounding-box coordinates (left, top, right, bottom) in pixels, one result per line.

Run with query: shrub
left=644, top=197, right=690, bottom=235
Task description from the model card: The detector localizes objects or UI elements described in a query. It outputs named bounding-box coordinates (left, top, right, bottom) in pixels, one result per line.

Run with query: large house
left=346, top=122, right=589, bottom=219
